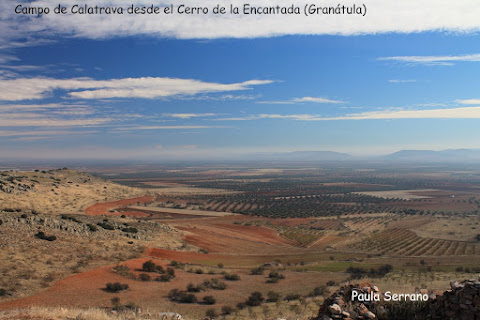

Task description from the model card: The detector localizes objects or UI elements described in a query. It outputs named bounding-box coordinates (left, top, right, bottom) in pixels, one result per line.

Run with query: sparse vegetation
left=105, top=282, right=129, bottom=293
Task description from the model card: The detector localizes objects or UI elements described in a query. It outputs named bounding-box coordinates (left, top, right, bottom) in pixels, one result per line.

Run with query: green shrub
left=138, top=273, right=151, bottom=281
left=224, top=273, right=240, bottom=281
left=246, top=291, right=264, bottom=306
left=203, top=278, right=227, bottom=290
left=203, top=295, right=216, bottom=305
left=205, top=308, right=218, bottom=319
left=221, top=305, right=235, bottom=315
left=142, top=260, right=156, bottom=272
left=250, top=266, right=265, bottom=275
left=156, top=274, right=173, bottom=282
left=266, top=290, right=281, bottom=302
left=105, top=282, right=129, bottom=293
left=309, top=285, right=327, bottom=296
left=168, top=289, right=198, bottom=303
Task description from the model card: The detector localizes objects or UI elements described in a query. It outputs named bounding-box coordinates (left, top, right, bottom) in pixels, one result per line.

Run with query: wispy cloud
left=456, top=99, right=480, bottom=105
left=0, top=54, right=19, bottom=64
left=162, top=113, right=217, bottom=119
left=0, top=76, right=273, bottom=101
left=0, top=130, right=97, bottom=137
left=3, top=1, right=480, bottom=42
left=112, top=125, right=223, bottom=131
left=379, top=53, right=480, bottom=66
left=213, top=106, right=480, bottom=121
left=0, top=103, right=116, bottom=128
left=257, top=96, right=343, bottom=104
left=388, top=79, right=417, bottom=83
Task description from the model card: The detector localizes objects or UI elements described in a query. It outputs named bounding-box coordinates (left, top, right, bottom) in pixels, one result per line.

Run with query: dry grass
left=0, top=169, right=145, bottom=215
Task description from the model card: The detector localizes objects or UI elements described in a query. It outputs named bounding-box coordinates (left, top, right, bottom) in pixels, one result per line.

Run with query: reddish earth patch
left=84, top=195, right=153, bottom=216
left=175, top=223, right=298, bottom=254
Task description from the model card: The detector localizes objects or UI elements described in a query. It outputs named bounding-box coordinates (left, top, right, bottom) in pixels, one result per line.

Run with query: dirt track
left=84, top=195, right=154, bottom=215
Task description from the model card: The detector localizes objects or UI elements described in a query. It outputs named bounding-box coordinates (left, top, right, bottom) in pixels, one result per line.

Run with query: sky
left=1, top=0, right=480, bottom=160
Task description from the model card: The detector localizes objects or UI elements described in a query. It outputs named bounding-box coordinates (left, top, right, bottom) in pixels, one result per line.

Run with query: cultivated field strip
left=350, top=228, right=478, bottom=256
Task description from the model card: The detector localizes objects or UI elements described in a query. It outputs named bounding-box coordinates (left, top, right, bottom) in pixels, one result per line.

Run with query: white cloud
left=258, top=96, right=343, bottom=104
left=112, top=125, right=222, bottom=130
left=162, top=113, right=217, bottom=119
left=293, top=97, right=344, bottom=103
left=2, top=1, right=480, bottom=43
left=0, top=103, right=117, bottom=128
left=0, top=54, right=19, bottom=64
left=0, top=76, right=273, bottom=101
left=0, top=130, right=97, bottom=138
left=0, top=114, right=113, bottom=127
left=388, top=79, right=417, bottom=83
left=379, top=53, right=480, bottom=66
left=456, top=99, right=480, bottom=105
left=212, top=106, right=480, bottom=121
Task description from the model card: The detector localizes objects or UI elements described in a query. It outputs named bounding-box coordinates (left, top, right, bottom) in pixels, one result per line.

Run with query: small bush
left=250, top=266, right=265, bottom=275
left=195, top=268, right=204, bottom=274
left=105, top=282, right=129, bottom=293
left=284, top=293, right=301, bottom=301
left=156, top=274, right=173, bottom=282
left=142, top=260, right=156, bottom=272
left=268, top=270, right=285, bottom=279
left=187, top=283, right=205, bottom=292
left=167, top=267, right=175, bottom=277
left=309, top=285, right=327, bottom=296
left=221, top=305, right=235, bottom=315
left=155, top=265, right=165, bottom=273
left=138, top=273, right=151, bottom=281
left=112, top=265, right=134, bottom=278
left=224, top=273, right=240, bottom=281
left=170, top=261, right=184, bottom=269
left=34, top=231, right=56, bottom=241
left=236, top=302, right=246, bottom=310
left=203, top=295, right=216, bottom=305
left=205, top=308, right=218, bottom=319
left=266, top=290, right=281, bottom=302
left=168, top=289, right=198, bottom=303
left=0, top=288, right=8, bottom=296
left=246, top=291, right=264, bottom=306
left=203, top=278, right=227, bottom=290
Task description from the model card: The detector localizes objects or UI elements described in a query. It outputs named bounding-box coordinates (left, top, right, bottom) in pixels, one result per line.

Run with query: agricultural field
left=1, top=165, right=480, bottom=319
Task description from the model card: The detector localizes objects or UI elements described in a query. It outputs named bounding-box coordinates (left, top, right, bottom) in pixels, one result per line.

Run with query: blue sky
left=1, top=1, right=480, bottom=160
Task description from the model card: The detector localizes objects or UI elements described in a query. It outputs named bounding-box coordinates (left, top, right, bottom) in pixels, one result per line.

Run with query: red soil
left=84, top=195, right=153, bottom=216
left=175, top=223, right=298, bottom=254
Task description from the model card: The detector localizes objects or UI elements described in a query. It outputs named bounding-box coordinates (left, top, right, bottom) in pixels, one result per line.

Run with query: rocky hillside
left=0, top=168, right=145, bottom=214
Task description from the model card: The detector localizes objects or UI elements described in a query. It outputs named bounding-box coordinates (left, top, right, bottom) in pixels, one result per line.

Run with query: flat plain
left=1, top=165, right=480, bottom=319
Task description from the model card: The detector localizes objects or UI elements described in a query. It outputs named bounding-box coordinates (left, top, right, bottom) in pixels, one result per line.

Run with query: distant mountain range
left=257, top=149, right=480, bottom=163
left=384, top=149, right=480, bottom=162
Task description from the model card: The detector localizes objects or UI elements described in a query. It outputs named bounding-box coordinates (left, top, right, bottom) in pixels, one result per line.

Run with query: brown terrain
left=1, top=167, right=480, bottom=319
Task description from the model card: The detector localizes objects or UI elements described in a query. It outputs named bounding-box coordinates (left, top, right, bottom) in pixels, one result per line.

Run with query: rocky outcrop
left=315, top=278, right=480, bottom=320
left=429, top=279, right=480, bottom=320
left=315, top=283, right=380, bottom=320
